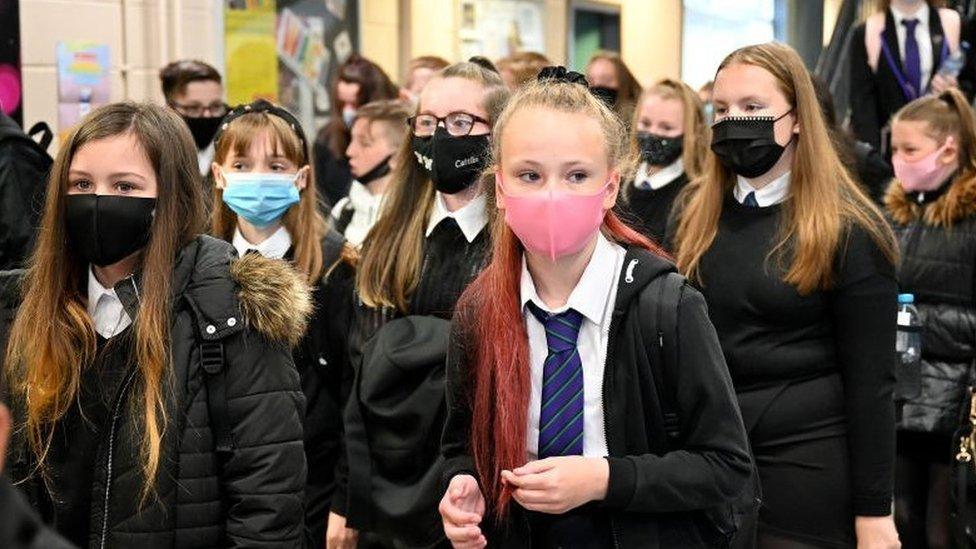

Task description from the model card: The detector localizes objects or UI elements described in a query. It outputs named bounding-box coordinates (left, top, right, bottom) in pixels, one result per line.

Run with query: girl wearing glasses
left=330, top=61, right=510, bottom=548
left=672, top=43, right=900, bottom=547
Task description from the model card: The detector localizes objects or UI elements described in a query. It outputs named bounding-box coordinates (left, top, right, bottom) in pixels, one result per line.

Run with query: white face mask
left=342, top=105, right=358, bottom=127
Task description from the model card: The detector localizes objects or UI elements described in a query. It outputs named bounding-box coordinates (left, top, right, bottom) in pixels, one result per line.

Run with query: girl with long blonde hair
left=673, top=42, right=900, bottom=547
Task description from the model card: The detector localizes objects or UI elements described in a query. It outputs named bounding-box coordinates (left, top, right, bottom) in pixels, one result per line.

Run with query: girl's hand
left=855, top=515, right=900, bottom=549
left=325, top=512, right=358, bottom=549
left=931, top=73, right=959, bottom=94
left=500, top=456, right=609, bottom=514
left=440, top=474, right=486, bottom=549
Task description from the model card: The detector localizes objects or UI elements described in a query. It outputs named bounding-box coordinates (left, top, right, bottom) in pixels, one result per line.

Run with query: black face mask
left=182, top=115, right=223, bottom=150
left=411, top=127, right=490, bottom=194
left=356, top=154, right=392, bottom=185
left=590, top=86, right=619, bottom=108
left=65, top=195, right=157, bottom=267
left=637, top=132, right=684, bottom=167
left=710, top=111, right=792, bottom=178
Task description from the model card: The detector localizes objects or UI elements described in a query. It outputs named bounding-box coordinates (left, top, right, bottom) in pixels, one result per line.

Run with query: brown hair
left=673, top=43, right=897, bottom=294
left=496, top=51, right=552, bottom=88
left=211, top=110, right=331, bottom=283
left=405, top=55, right=451, bottom=88
left=354, top=99, right=413, bottom=151
left=586, top=51, right=643, bottom=127
left=355, top=62, right=510, bottom=311
left=891, top=88, right=976, bottom=226
left=632, top=78, right=710, bottom=183
left=4, top=103, right=207, bottom=498
left=159, top=60, right=222, bottom=104
left=318, top=55, right=399, bottom=160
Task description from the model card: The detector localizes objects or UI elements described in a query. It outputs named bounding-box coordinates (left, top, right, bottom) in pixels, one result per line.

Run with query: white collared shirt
left=198, top=142, right=215, bottom=178
left=734, top=171, right=791, bottom=207
left=331, top=181, right=385, bottom=247
left=232, top=225, right=293, bottom=259
left=425, top=192, right=488, bottom=243
left=891, top=4, right=934, bottom=91
left=87, top=268, right=133, bottom=339
left=520, top=233, right=625, bottom=459
left=634, top=158, right=685, bottom=191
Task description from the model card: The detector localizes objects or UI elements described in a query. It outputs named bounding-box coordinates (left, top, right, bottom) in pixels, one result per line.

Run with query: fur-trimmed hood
left=885, top=174, right=976, bottom=228
left=177, top=236, right=312, bottom=347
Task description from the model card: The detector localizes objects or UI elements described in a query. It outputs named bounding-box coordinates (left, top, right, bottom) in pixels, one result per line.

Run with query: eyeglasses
left=407, top=111, right=490, bottom=137
left=171, top=102, right=229, bottom=118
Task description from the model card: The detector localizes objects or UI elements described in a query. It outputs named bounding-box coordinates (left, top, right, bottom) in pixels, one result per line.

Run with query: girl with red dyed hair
left=438, top=70, right=753, bottom=548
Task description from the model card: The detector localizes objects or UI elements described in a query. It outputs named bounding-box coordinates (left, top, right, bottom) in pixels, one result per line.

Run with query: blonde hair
left=586, top=50, right=643, bottom=127
left=356, top=62, right=510, bottom=311
left=673, top=42, right=897, bottom=294
left=632, top=78, right=710, bottom=182
left=496, top=51, right=551, bottom=88
left=210, top=111, right=329, bottom=283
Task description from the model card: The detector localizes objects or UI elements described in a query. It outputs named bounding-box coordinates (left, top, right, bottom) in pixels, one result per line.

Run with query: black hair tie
left=536, top=66, right=589, bottom=87
left=213, top=99, right=308, bottom=150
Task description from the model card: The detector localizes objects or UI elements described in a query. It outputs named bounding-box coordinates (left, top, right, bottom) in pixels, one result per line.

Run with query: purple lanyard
left=879, top=29, right=950, bottom=102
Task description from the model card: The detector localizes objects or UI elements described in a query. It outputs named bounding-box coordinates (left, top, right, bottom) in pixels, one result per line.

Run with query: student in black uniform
left=331, top=61, right=510, bottom=548
left=672, top=42, right=901, bottom=548
left=624, top=78, right=708, bottom=247
left=585, top=51, right=642, bottom=130
left=332, top=99, right=412, bottom=247
left=438, top=68, right=752, bottom=549
left=0, top=102, right=309, bottom=548
left=159, top=59, right=227, bottom=179
left=849, top=0, right=969, bottom=155
left=885, top=89, right=976, bottom=549
left=208, top=99, right=357, bottom=548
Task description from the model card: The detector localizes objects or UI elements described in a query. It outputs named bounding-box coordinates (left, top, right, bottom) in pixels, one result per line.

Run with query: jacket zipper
left=602, top=311, right=622, bottom=549
left=99, top=365, right=138, bottom=549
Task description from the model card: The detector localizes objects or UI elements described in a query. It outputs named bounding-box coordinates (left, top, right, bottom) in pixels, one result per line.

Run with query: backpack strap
left=335, top=202, right=355, bottom=236
left=200, top=341, right=234, bottom=456
left=639, top=271, right=686, bottom=447
left=26, top=122, right=53, bottom=152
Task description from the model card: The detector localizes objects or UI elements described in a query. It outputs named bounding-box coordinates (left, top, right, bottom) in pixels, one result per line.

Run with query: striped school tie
left=527, top=302, right=585, bottom=458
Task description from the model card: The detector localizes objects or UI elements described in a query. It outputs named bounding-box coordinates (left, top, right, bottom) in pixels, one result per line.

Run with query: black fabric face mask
left=411, top=127, right=490, bottom=195
left=710, top=111, right=793, bottom=178
left=182, top=115, right=223, bottom=150
left=356, top=154, right=392, bottom=185
left=65, top=194, right=157, bottom=267
left=637, top=132, right=684, bottom=167
left=590, top=86, right=619, bottom=108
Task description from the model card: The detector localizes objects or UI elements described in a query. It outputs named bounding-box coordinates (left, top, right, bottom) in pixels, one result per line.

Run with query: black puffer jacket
left=2, top=235, right=311, bottom=548
left=887, top=175, right=976, bottom=435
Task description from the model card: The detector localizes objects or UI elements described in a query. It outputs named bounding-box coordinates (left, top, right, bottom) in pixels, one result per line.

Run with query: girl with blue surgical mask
left=210, top=99, right=359, bottom=549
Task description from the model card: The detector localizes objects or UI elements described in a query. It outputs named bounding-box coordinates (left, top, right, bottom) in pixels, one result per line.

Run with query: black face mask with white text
left=411, top=127, right=490, bottom=194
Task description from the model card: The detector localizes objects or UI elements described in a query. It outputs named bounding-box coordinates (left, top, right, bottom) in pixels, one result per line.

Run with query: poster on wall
left=56, top=42, right=110, bottom=131
left=225, top=0, right=279, bottom=106
left=0, top=0, right=22, bottom=125
left=459, top=0, right=545, bottom=61
left=275, top=0, right=359, bottom=136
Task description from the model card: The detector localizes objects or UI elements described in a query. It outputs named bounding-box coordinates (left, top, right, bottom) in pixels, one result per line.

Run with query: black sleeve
left=850, top=24, right=883, bottom=150
left=440, top=308, right=478, bottom=489
left=958, top=17, right=976, bottom=102
left=603, top=288, right=753, bottom=512
left=0, top=476, right=76, bottom=549
left=221, top=328, right=307, bottom=547
left=831, top=225, right=898, bottom=516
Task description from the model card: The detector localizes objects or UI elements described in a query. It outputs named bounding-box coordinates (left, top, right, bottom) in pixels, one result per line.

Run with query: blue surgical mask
left=342, top=105, right=358, bottom=127
left=221, top=171, right=301, bottom=227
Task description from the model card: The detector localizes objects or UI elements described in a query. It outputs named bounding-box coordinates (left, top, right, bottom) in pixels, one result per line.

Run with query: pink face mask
left=893, top=138, right=956, bottom=193
left=497, top=174, right=609, bottom=262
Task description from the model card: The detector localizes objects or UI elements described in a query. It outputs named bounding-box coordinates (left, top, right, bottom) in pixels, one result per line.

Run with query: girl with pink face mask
left=438, top=68, right=754, bottom=549
left=886, top=88, right=976, bottom=547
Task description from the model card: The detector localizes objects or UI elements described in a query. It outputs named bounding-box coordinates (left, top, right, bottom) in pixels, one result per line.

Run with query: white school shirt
left=87, top=268, right=133, bottom=339
left=734, top=171, right=791, bottom=207
left=232, top=225, right=292, bottom=260
left=330, top=181, right=385, bottom=247
left=891, top=4, right=935, bottom=92
left=425, top=192, right=488, bottom=243
left=634, top=158, right=685, bottom=191
left=520, top=232, right=625, bottom=459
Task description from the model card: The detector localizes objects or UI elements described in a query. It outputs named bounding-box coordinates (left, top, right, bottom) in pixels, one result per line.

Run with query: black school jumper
left=624, top=173, right=689, bottom=250
left=695, top=195, right=897, bottom=547
left=441, top=247, right=753, bottom=548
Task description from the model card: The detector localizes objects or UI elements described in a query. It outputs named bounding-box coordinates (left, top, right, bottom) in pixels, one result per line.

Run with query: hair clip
left=536, top=66, right=589, bottom=87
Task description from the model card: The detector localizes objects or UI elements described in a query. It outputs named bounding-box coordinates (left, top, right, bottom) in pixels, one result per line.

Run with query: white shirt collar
left=425, top=192, right=488, bottom=243
left=87, top=267, right=133, bottom=339
left=197, top=142, right=215, bottom=178
left=232, top=225, right=293, bottom=259
left=348, top=180, right=384, bottom=210
left=891, top=3, right=929, bottom=25
left=634, top=158, right=684, bottom=191
left=735, top=171, right=791, bottom=207
left=519, top=232, right=621, bottom=325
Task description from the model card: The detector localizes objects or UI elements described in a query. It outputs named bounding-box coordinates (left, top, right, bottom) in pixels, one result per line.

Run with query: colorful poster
left=56, top=42, right=111, bottom=131
left=225, top=0, right=279, bottom=106
left=0, top=0, right=22, bottom=124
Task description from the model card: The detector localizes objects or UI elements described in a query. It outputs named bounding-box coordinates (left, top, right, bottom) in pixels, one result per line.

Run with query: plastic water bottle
left=939, top=42, right=968, bottom=78
left=895, top=293, right=923, bottom=400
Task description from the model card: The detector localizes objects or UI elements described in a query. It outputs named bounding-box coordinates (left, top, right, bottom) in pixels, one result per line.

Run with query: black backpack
left=0, top=113, right=53, bottom=270
left=639, top=272, right=762, bottom=548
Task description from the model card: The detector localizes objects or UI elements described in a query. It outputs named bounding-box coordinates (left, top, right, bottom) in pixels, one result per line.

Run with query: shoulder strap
left=26, top=122, right=53, bottom=153
left=640, top=271, right=686, bottom=447
left=200, top=341, right=234, bottom=456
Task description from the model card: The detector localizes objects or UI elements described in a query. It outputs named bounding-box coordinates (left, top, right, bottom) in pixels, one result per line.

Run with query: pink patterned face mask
left=497, top=173, right=609, bottom=262
left=893, top=137, right=956, bottom=193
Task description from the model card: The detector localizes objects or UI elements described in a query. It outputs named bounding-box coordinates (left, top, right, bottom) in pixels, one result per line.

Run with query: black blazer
left=850, top=6, right=973, bottom=152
